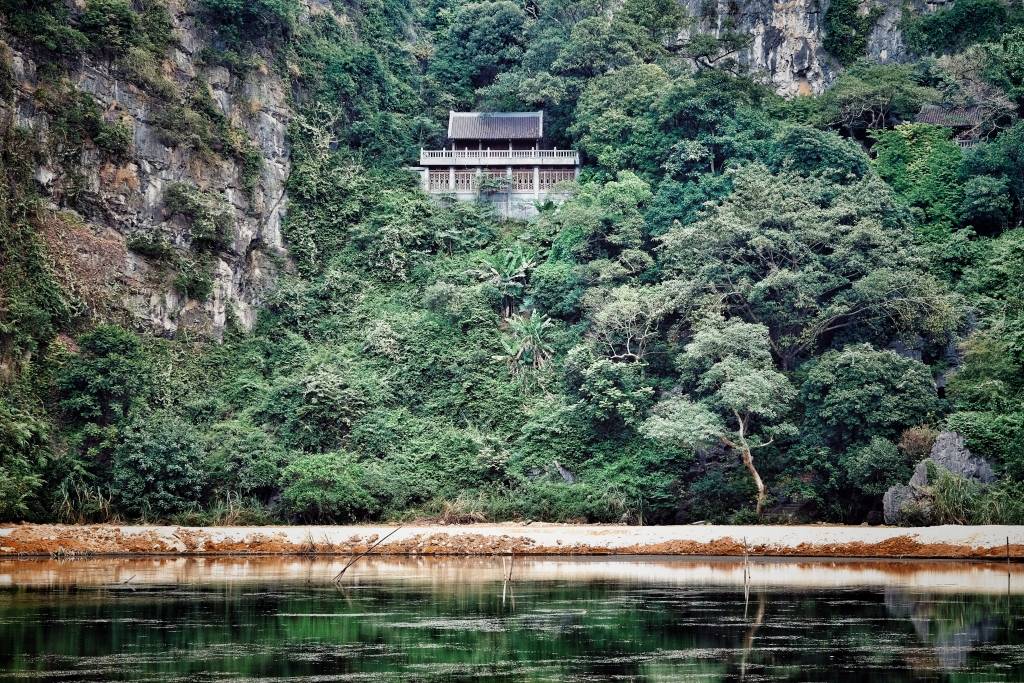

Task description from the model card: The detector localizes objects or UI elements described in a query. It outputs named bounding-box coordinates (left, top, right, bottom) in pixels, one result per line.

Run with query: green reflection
left=0, top=561, right=1021, bottom=682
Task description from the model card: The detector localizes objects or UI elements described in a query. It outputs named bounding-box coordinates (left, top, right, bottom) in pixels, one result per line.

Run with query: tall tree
left=643, top=321, right=795, bottom=513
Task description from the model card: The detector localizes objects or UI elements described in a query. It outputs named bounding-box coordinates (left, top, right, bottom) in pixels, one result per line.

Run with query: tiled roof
left=448, top=111, right=543, bottom=139
left=915, top=104, right=984, bottom=127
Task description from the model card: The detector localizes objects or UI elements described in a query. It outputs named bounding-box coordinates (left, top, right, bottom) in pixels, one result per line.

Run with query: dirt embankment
left=1, top=524, right=1022, bottom=559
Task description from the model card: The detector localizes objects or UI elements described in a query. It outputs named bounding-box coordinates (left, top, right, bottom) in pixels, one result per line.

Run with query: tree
left=497, top=312, right=555, bottom=376
left=0, top=400, right=48, bottom=521
left=571, top=64, right=670, bottom=174
left=658, top=165, right=957, bottom=370
left=960, top=175, right=1012, bottom=232
left=643, top=321, right=796, bottom=513
left=584, top=285, right=675, bottom=362
left=565, top=346, right=654, bottom=427
left=472, top=246, right=537, bottom=317
left=615, top=0, right=688, bottom=60
left=57, top=325, right=154, bottom=431
left=902, top=0, right=1012, bottom=55
left=198, top=0, right=299, bottom=47
left=823, top=0, right=883, bottom=66
left=800, top=344, right=940, bottom=448
left=871, top=124, right=964, bottom=233
left=770, top=125, right=870, bottom=183
left=552, top=16, right=639, bottom=77
left=814, top=63, right=938, bottom=134
left=572, top=67, right=773, bottom=178
left=262, top=357, right=389, bottom=453
left=109, top=413, right=206, bottom=519
left=428, top=1, right=527, bottom=104
left=962, top=122, right=1024, bottom=226
left=542, top=172, right=652, bottom=261
left=841, top=436, right=913, bottom=497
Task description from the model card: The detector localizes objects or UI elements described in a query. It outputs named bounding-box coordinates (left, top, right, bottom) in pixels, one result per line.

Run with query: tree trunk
left=741, top=446, right=767, bottom=515
left=732, top=409, right=767, bottom=514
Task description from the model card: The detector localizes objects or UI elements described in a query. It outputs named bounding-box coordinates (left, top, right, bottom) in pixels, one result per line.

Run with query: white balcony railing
left=420, top=148, right=579, bottom=166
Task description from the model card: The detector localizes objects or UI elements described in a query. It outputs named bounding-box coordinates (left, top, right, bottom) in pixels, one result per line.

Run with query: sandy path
left=1, top=523, right=1022, bottom=558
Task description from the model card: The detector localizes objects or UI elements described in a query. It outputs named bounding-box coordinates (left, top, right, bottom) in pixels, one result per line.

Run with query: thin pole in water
left=333, top=526, right=403, bottom=582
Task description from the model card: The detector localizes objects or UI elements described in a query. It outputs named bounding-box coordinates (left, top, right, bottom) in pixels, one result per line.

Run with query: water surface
left=0, top=556, right=1021, bottom=681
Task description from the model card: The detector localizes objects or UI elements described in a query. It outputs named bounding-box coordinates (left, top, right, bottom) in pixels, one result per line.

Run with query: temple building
left=413, top=111, right=580, bottom=218
left=914, top=104, right=985, bottom=148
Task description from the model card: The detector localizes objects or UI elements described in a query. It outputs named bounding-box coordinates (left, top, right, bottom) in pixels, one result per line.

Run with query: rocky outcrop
left=677, top=0, right=933, bottom=95
left=883, top=432, right=996, bottom=525
left=1, top=1, right=292, bottom=339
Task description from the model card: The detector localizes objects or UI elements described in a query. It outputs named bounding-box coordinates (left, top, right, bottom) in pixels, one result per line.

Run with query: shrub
left=157, top=104, right=216, bottom=153
left=800, top=345, right=940, bottom=449
left=164, top=182, right=234, bottom=251
left=531, top=261, right=584, bottom=318
left=824, top=0, right=885, bottom=66
left=35, top=82, right=104, bottom=151
left=946, top=410, right=1024, bottom=480
left=903, top=0, right=1016, bottom=55
left=198, top=0, right=300, bottom=47
left=959, top=175, right=1012, bottom=233
left=898, top=426, right=939, bottom=460
left=0, top=400, right=49, bottom=521
left=174, top=256, right=215, bottom=301
left=123, top=46, right=178, bottom=99
left=78, top=0, right=174, bottom=58
left=975, top=479, right=1024, bottom=524
left=94, top=121, right=134, bottom=159
left=770, top=125, right=870, bottom=183
left=842, top=437, right=913, bottom=497
left=110, top=413, right=207, bottom=519
left=261, top=360, right=390, bottom=452
left=0, top=0, right=89, bottom=57
left=913, top=466, right=1024, bottom=525
left=203, top=420, right=287, bottom=501
left=475, top=479, right=631, bottom=523
left=928, top=465, right=983, bottom=524
left=57, top=325, right=154, bottom=427
left=79, top=0, right=141, bottom=56
left=126, top=230, right=175, bottom=261
left=280, top=451, right=376, bottom=521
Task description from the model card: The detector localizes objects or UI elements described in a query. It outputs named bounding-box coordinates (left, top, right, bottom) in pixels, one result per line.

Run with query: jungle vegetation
left=1, top=0, right=1023, bottom=525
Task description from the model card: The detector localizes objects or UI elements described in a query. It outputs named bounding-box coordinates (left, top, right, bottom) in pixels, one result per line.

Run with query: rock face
left=1, top=2, right=292, bottom=339
left=883, top=431, right=996, bottom=525
left=677, top=0, right=930, bottom=95
left=927, top=431, right=996, bottom=484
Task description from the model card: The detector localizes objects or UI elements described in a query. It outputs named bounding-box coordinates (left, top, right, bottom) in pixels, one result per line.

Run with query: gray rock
left=553, top=461, right=576, bottom=484
left=883, top=484, right=921, bottom=525
left=929, top=432, right=996, bottom=484
left=882, top=431, right=996, bottom=525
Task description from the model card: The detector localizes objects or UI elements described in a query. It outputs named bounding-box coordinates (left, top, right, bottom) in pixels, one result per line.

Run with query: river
left=0, top=556, right=1021, bottom=681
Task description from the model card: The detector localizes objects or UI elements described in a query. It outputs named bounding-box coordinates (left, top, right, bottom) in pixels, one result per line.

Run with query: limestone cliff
left=678, top=0, right=936, bottom=95
left=1, top=1, right=292, bottom=339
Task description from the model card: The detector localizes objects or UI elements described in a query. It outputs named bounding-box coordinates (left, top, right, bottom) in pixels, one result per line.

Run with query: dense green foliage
left=823, top=0, right=883, bottom=66
left=1, top=0, right=1022, bottom=526
left=902, top=0, right=1024, bottom=56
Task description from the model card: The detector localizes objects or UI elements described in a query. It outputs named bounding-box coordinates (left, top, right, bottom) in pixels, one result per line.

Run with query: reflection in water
left=0, top=556, right=1020, bottom=681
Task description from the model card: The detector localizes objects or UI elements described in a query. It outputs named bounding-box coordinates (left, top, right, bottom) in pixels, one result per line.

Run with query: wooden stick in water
left=333, top=527, right=403, bottom=582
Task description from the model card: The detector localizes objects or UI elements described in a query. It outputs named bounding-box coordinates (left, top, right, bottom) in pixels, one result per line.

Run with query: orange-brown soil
left=1, top=525, right=1021, bottom=559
